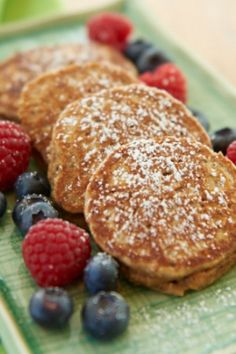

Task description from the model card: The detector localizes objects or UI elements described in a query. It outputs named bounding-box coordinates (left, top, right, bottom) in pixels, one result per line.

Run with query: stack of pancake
left=1, top=42, right=236, bottom=295
left=85, top=137, right=236, bottom=295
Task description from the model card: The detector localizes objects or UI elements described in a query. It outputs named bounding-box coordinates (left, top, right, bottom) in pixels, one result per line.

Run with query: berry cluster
left=1, top=118, right=129, bottom=338
left=86, top=12, right=214, bottom=133
left=86, top=11, right=236, bottom=160
left=25, top=220, right=128, bottom=338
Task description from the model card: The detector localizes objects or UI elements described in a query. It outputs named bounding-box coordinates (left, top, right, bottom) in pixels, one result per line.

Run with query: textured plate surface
left=1, top=0, right=236, bottom=353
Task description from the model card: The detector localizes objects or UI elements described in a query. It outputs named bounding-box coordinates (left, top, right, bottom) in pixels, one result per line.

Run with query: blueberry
left=29, top=288, right=73, bottom=328
left=12, top=194, right=58, bottom=235
left=0, top=192, right=7, bottom=217
left=84, top=253, right=119, bottom=295
left=12, top=194, right=47, bottom=225
left=81, top=291, right=129, bottom=340
left=15, top=171, right=50, bottom=199
left=123, top=39, right=153, bottom=63
left=211, top=127, right=236, bottom=154
left=188, top=107, right=210, bottom=132
left=137, top=47, right=170, bottom=73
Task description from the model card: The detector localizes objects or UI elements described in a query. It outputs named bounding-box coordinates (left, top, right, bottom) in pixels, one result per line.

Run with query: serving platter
left=1, top=0, right=236, bottom=353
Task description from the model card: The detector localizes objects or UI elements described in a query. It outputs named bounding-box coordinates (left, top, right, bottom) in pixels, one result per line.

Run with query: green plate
left=0, top=0, right=63, bottom=23
left=1, top=1, right=236, bottom=353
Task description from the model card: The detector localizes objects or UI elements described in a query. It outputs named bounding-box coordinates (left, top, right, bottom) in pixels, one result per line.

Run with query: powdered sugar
left=131, top=281, right=236, bottom=354
left=52, top=84, right=209, bottom=212
left=86, top=137, right=236, bottom=266
left=1, top=41, right=136, bottom=121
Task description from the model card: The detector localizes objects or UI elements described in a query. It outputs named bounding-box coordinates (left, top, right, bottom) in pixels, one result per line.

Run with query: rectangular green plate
left=1, top=1, right=236, bottom=353
left=0, top=0, right=63, bottom=23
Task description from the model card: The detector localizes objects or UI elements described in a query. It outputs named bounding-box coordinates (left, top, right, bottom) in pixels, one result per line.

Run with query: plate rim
left=0, top=0, right=124, bottom=38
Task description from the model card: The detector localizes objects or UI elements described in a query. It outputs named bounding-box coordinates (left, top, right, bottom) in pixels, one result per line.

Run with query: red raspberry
left=87, top=12, right=133, bottom=51
left=226, top=140, right=236, bottom=164
left=0, top=121, right=31, bottom=191
left=22, top=218, right=91, bottom=287
left=139, top=71, right=156, bottom=86
left=140, top=63, right=187, bottom=103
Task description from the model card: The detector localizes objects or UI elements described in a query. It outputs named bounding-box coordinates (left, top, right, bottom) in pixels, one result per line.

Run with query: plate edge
left=0, top=0, right=124, bottom=38
left=0, top=296, right=32, bottom=354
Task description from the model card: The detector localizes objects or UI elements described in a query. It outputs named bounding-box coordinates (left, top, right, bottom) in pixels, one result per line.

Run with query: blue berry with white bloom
left=12, top=194, right=58, bottom=235
left=84, top=252, right=119, bottom=294
left=81, top=291, right=129, bottom=340
left=15, top=171, right=50, bottom=199
left=29, top=288, right=73, bottom=328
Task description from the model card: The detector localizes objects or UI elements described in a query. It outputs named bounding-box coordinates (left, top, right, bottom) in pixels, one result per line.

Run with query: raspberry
left=87, top=12, right=133, bottom=51
left=140, top=63, right=187, bottom=103
left=139, top=71, right=157, bottom=86
left=22, top=218, right=91, bottom=287
left=226, top=140, right=236, bottom=164
left=0, top=121, right=31, bottom=191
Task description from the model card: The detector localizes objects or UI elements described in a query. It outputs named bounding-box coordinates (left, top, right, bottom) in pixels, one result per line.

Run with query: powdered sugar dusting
left=52, top=84, right=209, bottom=212
left=1, top=41, right=136, bottom=118
left=21, top=60, right=137, bottom=162
left=130, top=280, right=236, bottom=354
left=87, top=138, right=236, bottom=265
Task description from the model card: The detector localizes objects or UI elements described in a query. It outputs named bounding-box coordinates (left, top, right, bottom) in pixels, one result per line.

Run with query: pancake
left=18, top=62, right=137, bottom=161
left=0, top=42, right=136, bottom=120
left=122, top=251, right=236, bottom=296
left=84, top=137, right=236, bottom=295
left=48, top=84, right=211, bottom=213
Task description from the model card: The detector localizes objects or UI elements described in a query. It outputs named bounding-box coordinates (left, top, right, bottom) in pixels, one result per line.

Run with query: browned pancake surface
left=19, top=62, right=137, bottom=161
left=85, top=137, right=236, bottom=287
left=0, top=43, right=136, bottom=119
left=48, top=84, right=210, bottom=213
left=122, top=252, right=236, bottom=296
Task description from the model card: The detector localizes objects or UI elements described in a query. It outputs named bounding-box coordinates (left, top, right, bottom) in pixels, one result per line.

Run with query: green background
left=0, top=0, right=63, bottom=23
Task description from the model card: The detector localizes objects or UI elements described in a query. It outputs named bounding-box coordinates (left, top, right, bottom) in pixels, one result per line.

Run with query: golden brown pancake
left=122, top=252, right=236, bottom=296
left=48, top=84, right=210, bottom=213
left=0, top=42, right=136, bottom=120
left=18, top=62, right=137, bottom=161
left=84, top=137, right=236, bottom=296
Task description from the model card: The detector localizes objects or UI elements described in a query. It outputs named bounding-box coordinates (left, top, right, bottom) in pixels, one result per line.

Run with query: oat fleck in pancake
left=0, top=42, right=136, bottom=120
left=48, top=84, right=210, bottom=213
left=85, top=137, right=236, bottom=296
left=19, top=62, right=137, bottom=161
